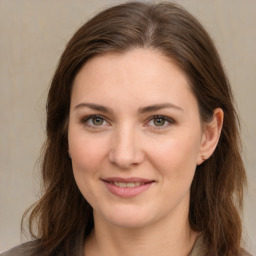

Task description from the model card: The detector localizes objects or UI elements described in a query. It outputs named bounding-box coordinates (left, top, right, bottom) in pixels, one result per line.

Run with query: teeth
left=117, top=182, right=126, bottom=188
left=126, top=182, right=135, bottom=188
left=112, top=182, right=145, bottom=187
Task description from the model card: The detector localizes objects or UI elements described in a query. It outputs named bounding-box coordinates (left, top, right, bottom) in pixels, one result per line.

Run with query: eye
left=91, top=116, right=104, bottom=126
left=147, top=115, right=175, bottom=128
left=153, top=117, right=166, bottom=126
left=81, top=115, right=109, bottom=128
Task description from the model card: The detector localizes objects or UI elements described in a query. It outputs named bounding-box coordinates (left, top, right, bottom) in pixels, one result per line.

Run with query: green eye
left=153, top=117, right=166, bottom=126
left=147, top=115, right=175, bottom=129
left=92, top=117, right=104, bottom=126
left=82, top=115, right=108, bottom=128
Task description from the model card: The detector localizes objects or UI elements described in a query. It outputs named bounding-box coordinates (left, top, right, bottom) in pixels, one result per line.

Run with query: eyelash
left=81, top=115, right=110, bottom=128
left=146, top=115, right=176, bottom=129
left=81, top=114, right=176, bottom=129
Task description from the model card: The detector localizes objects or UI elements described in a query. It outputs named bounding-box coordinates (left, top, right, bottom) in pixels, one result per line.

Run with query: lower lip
left=103, top=181, right=154, bottom=198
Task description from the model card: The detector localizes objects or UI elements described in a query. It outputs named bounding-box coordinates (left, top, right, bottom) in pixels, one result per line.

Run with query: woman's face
left=68, top=48, right=205, bottom=229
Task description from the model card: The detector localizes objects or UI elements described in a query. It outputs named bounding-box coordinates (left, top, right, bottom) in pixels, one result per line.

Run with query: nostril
left=109, top=146, right=145, bottom=168
left=108, top=129, right=145, bottom=168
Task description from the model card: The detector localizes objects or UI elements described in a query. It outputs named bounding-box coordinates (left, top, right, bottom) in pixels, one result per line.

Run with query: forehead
left=71, top=48, right=197, bottom=113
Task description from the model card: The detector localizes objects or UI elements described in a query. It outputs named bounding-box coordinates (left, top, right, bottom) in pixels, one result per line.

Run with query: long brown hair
left=22, top=2, right=247, bottom=255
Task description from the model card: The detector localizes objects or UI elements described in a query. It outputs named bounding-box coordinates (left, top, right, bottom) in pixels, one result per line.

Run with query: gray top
left=1, top=235, right=253, bottom=256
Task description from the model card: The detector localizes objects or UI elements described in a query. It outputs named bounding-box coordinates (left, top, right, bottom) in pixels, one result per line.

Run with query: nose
left=108, top=125, right=144, bottom=169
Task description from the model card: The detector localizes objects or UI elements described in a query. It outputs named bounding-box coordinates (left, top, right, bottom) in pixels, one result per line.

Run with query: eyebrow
left=138, top=103, right=184, bottom=113
left=74, top=102, right=184, bottom=113
left=74, top=103, right=113, bottom=113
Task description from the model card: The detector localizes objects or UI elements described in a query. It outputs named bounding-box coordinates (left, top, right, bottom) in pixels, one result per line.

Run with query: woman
left=1, top=1, right=252, bottom=256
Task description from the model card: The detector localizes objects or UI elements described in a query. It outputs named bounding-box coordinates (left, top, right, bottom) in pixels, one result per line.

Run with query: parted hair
left=22, top=2, right=247, bottom=256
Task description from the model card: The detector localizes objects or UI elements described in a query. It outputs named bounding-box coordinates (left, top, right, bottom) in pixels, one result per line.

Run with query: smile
left=109, top=181, right=147, bottom=188
left=102, top=178, right=155, bottom=198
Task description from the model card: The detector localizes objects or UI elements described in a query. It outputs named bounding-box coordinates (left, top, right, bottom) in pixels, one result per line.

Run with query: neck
left=84, top=207, right=199, bottom=256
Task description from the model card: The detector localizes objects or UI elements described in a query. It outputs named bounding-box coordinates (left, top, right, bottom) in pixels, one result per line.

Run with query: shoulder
left=241, top=249, right=254, bottom=256
left=190, top=234, right=255, bottom=256
left=0, top=241, right=37, bottom=256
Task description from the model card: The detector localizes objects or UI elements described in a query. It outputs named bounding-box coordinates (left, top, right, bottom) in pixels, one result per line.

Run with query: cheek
left=69, top=132, right=110, bottom=204
left=153, top=136, right=199, bottom=161
left=69, top=131, right=110, bottom=175
left=145, top=132, right=201, bottom=179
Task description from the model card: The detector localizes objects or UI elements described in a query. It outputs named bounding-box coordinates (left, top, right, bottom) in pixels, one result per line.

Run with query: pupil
left=154, top=118, right=165, bottom=126
left=93, top=117, right=103, bottom=125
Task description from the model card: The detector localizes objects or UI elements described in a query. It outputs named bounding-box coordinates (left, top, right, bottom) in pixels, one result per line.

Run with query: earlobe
left=68, top=149, right=72, bottom=159
left=197, top=108, right=224, bottom=165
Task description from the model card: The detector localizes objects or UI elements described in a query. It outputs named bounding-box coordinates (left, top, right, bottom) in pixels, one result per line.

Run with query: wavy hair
left=22, top=2, right=247, bottom=256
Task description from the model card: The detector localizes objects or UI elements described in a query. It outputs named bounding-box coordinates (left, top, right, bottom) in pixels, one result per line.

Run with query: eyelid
left=145, top=115, right=176, bottom=128
left=81, top=114, right=111, bottom=128
left=80, top=114, right=175, bottom=129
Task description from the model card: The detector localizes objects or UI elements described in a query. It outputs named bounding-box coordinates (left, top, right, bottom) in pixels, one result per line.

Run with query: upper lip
left=101, top=177, right=155, bottom=183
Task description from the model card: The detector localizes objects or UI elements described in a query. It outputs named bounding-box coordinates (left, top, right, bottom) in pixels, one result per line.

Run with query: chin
left=106, top=215, right=152, bottom=229
left=95, top=204, right=155, bottom=229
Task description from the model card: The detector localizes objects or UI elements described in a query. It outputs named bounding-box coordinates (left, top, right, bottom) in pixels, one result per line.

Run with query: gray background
left=0, top=0, right=255, bottom=253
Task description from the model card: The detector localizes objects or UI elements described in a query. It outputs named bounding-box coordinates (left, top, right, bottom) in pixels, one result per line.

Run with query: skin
left=68, top=48, right=223, bottom=256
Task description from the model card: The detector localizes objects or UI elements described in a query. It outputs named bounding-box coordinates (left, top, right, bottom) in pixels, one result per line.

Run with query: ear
left=197, top=108, right=224, bottom=165
left=68, top=148, right=71, bottom=159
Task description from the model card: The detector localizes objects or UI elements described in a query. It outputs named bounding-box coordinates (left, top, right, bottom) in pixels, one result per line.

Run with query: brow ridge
left=138, top=103, right=183, bottom=113
left=74, top=103, right=112, bottom=113
left=74, top=102, right=183, bottom=113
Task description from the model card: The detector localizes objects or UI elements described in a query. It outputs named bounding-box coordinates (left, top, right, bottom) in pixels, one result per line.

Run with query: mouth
left=106, top=181, right=150, bottom=188
left=101, top=177, right=155, bottom=198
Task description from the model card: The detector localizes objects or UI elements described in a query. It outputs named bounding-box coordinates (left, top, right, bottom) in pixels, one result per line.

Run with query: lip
left=101, top=177, right=155, bottom=198
left=102, top=177, right=153, bottom=183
